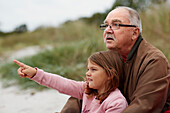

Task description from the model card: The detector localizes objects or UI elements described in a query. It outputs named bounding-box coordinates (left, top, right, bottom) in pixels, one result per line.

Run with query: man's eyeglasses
left=100, top=23, right=136, bottom=30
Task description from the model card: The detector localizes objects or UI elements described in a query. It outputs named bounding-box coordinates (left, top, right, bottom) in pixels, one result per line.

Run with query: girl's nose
left=86, top=71, right=91, bottom=77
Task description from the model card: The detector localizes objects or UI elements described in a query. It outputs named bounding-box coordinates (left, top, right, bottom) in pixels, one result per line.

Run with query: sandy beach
left=0, top=82, right=70, bottom=113
left=0, top=46, right=70, bottom=113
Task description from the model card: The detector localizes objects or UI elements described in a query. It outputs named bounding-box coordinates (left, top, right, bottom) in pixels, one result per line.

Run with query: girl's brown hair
left=85, top=50, right=123, bottom=104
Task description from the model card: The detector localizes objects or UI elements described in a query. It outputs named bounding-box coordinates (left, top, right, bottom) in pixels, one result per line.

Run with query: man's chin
left=107, top=46, right=116, bottom=50
left=106, top=43, right=116, bottom=50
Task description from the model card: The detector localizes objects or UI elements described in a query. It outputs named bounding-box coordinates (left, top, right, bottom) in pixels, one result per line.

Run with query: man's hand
left=13, top=60, right=37, bottom=78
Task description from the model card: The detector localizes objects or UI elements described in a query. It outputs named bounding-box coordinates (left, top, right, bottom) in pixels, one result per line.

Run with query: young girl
left=14, top=50, right=128, bottom=113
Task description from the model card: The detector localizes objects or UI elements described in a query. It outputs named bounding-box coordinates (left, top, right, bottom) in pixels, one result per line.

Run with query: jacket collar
left=126, top=34, right=143, bottom=62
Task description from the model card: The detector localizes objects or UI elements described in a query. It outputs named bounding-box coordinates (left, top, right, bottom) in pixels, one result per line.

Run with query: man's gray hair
left=115, top=6, right=142, bottom=33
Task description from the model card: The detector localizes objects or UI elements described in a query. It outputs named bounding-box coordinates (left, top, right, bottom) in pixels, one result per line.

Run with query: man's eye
left=112, top=23, right=119, bottom=26
left=103, top=24, right=108, bottom=27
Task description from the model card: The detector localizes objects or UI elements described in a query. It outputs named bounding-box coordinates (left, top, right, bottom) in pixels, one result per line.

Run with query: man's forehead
left=104, top=9, right=130, bottom=23
left=104, top=19, right=122, bottom=23
left=104, top=17, right=129, bottom=24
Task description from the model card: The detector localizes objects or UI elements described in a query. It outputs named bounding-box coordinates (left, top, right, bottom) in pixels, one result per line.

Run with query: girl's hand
left=13, top=60, right=37, bottom=78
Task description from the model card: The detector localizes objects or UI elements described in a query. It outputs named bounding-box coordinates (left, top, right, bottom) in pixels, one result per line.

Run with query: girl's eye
left=92, top=68, right=96, bottom=71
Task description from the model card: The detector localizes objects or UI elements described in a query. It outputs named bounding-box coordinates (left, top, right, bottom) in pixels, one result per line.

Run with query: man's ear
left=132, top=27, right=140, bottom=40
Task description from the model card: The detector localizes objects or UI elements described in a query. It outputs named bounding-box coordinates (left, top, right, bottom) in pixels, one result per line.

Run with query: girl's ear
left=107, top=69, right=117, bottom=80
left=107, top=75, right=113, bottom=80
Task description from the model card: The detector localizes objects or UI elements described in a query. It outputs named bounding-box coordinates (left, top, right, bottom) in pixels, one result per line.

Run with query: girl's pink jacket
left=31, top=69, right=128, bottom=113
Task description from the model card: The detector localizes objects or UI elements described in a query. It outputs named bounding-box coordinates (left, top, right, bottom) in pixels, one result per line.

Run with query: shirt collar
left=126, top=34, right=143, bottom=62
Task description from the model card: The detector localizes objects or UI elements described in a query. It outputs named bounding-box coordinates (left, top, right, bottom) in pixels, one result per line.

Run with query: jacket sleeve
left=31, top=68, right=84, bottom=99
left=122, top=57, right=170, bottom=113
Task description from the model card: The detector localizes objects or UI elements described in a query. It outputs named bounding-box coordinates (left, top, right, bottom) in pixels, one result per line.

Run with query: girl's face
left=86, top=60, right=109, bottom=94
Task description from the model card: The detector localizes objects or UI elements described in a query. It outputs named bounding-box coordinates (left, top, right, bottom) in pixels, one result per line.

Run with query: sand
left=0, top=46, right=70, bottom=113
left=0, top=82, right=70, bottom=113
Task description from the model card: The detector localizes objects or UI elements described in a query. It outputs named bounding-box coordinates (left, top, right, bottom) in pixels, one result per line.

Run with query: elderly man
left=60, top=6, right=170, bottom=113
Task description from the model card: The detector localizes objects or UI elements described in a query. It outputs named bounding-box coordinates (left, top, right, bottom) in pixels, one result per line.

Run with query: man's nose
left=105, top=25, right=114, bottom=33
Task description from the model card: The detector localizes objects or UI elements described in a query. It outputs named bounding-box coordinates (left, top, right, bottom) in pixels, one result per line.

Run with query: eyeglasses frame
left=100, top=23, right=137, bottom=30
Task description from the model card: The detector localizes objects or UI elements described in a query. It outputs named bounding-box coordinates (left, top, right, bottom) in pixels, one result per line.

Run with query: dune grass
left=0, top=21, right=106, bottom=90
left=141, top=4, right=170, bottom=60
left=0, top=21, right=103, bottom=55
left=0, top=4, right=169, bottom=90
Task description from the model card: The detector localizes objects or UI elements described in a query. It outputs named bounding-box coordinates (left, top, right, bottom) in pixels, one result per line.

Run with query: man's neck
left=121, top=34, right=143, bottom=62
left=119, top=45, right=134, bottom=60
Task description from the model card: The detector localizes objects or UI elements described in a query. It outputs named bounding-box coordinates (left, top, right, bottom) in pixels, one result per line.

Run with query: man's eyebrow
left=103, top=19, right=122, bottom=23
left=112, top=19, right=122, bottom=23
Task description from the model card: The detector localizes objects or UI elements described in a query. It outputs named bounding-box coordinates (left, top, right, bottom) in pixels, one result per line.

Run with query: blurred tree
left=0, top=22, right=6, bottom=37
left=14, top=24, right=28, bottom=33
left=0, top=24, right=28, bottom=37
left=80, top=13, right=106, bottom=26
left=0, top=31, right=5, bottom=37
